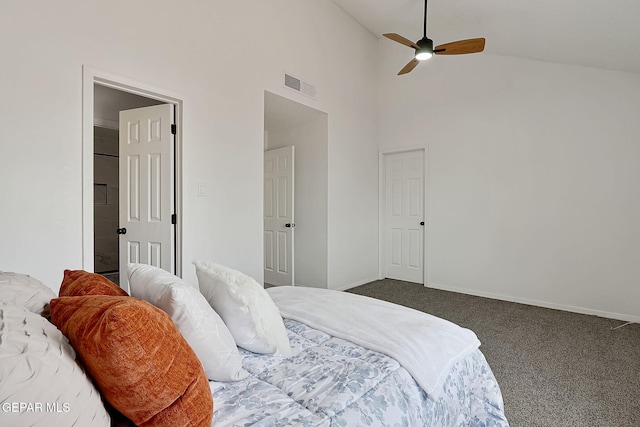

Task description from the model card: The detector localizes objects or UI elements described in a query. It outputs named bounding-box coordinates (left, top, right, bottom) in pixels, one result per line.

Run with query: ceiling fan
left=383, top=0, right=485, bottom=75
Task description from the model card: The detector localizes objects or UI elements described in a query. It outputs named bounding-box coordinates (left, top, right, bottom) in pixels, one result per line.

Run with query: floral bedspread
left=209, top=320, right=509, bottom=426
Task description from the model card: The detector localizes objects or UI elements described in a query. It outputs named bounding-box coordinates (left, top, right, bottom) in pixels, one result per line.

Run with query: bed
left=0, top=265, right=509, bottom=427
left=211, top=286, right=508, bottom=426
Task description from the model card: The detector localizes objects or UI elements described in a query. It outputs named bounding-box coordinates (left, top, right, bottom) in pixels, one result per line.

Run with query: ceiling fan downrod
left=423, top=0, right=428, bottom=38
left=415, top=0, right=433, bottom=60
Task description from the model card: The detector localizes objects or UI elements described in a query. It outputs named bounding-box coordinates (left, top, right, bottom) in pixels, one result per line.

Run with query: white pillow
left=0, top=271, right=56, bottom=316
left=0, top=305, right=110, bottom=426
left=127, top=263, right=248, bottom=381
left=193, top=261, right=291, bottom=357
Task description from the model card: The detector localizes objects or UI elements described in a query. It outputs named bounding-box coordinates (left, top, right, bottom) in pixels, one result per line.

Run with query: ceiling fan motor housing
left=417, top=37, right=433, bottom=51
left=415, top=37, right=434, bottom=59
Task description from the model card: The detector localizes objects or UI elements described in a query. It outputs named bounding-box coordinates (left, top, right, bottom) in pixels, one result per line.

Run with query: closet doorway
left=263, top=91, right=328, bottom=288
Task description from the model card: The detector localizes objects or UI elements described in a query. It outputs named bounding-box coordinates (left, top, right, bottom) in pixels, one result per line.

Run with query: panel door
left=119, top=104, right=174, bottom=291
left=264, top=146, right=295, bottom=286
left=384, top=150, right=424, bottom=283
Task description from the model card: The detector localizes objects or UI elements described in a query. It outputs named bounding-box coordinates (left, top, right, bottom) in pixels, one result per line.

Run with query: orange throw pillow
left=50, top=296, right=213, bottom=427
left=59, top=269, right=128, bottom=297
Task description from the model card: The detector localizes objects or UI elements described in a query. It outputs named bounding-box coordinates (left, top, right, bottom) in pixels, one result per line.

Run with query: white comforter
left=267, top=286, right=480, bottom=400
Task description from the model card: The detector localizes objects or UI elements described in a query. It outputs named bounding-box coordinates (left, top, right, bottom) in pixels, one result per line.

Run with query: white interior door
left=264, top=146, right=295, bottom=286
left=119, top=104, right=175, bottom=291
left=384, top=150, right=424, bottom=283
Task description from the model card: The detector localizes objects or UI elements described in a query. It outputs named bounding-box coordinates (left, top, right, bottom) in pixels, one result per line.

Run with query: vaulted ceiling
left=331, top=0, right=640, bottom=75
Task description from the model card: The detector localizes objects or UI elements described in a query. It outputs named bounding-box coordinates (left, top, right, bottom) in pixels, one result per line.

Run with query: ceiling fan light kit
left=415, top=38, right=434, bottom=60
left=383, top=0, right=486, bottom=75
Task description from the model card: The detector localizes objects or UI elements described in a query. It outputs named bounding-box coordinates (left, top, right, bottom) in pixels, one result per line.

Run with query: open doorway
left=263, top=91, right=328, bottom=288
left=82, top=67, right=183, bottom=292
left=93, top=85, right=165, bottom=285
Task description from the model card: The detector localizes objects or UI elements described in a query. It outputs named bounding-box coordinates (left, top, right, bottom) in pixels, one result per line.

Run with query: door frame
left=82, top=66, right=183, bottom=278
left=378, top=147, right=428, bottom=284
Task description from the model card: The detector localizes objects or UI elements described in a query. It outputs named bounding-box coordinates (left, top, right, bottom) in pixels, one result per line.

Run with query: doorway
left=82, top=67, right=183, bottom=292
left=380, top=149, right=426, bottom=284
left=93, top=86, right=165, bottom=286
left=263, top=91, right=328, bottom=288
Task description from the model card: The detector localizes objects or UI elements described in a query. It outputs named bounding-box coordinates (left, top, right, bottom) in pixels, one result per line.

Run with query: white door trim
left=378, top=147, right=428, bottom=284
left=82, top=66, right=183, bottom=278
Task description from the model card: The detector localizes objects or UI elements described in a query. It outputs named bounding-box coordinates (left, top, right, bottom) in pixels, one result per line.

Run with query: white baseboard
left=331, top=277, right=380, bottom=292
left=269, top=279, right=377, bottom=291
left=293, top=283, right=325, bottom=289
left=426, top=281, right=640, bottom=324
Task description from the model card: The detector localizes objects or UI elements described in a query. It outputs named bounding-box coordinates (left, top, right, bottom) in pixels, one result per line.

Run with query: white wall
left=378, top=42, right=640, bottom=321
left=326, top=45, right=381, bottom=290
left=0, top=0, right=379, bottom=292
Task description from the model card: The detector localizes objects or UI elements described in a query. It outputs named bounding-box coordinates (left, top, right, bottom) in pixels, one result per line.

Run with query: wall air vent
left=283, top=73, right=316, bottom=99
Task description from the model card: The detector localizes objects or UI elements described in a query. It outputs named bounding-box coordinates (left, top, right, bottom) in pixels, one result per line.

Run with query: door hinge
left=171, top=124, right=177, bottom=135
left=171, top=213, right=177, bottom=224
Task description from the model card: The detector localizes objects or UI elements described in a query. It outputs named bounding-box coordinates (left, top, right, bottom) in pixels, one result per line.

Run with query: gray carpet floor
left=347, top=279, right=640, bottom=427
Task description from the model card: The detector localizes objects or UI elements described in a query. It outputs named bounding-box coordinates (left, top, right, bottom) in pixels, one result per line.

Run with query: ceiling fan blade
left=398, top=58, right=420, bottom=75
left=384, top=33, right=420, bottom=50
left=434, top=38, right=485, bottom=55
